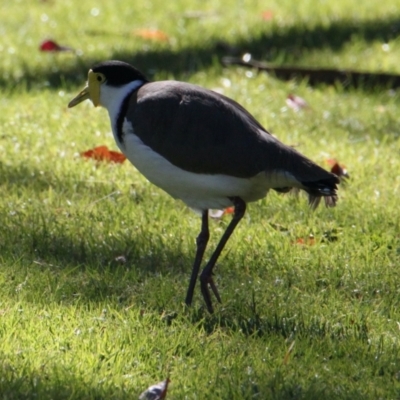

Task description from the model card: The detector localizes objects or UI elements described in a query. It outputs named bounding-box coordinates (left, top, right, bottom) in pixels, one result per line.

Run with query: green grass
left=1, top=0, right=400, bottom=398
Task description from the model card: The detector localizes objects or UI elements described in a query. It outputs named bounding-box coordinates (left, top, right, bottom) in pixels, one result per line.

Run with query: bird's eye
left=96, top=73, right=106, bottom=83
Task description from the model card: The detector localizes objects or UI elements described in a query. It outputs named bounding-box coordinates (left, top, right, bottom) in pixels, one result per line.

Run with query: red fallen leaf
left=81, top=145, right=126, bottom=163
left=134, top=29, right=169, bottom=42
left=39, top=39, right=73, bottom=52
left=139, top=378, right=170, bottom=400
left=261, top=10, right=274, bottom=20
left=286, top=94, right=308, bottom=112
left=224, top=206, right=234, bottom=214
left=326, top=159, right=349, bottom=180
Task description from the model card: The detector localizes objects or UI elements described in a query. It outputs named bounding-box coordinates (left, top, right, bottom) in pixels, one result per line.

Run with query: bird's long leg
left=185, top=210, right=209, bottom=306
left=200, top=197, right=246, bottom=313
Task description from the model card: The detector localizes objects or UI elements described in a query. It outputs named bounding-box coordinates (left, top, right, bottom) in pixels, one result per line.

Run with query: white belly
left=120, top=123, right=271, bottom=210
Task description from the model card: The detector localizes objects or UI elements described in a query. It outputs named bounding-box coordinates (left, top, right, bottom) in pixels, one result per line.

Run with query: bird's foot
left=200, top=272, right=222, bottom=313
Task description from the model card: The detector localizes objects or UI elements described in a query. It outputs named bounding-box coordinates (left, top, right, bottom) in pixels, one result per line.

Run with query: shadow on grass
left=185, top=298, right=370, bottom=342
left=0, top=354, right=380, bottom=400
left=2, top=16, right=400, bottom=90
left=0, top=363, right=136, bottom=400
left=2, top=206, right=196, bottom=307
left=0, top=364, right=368, bottom=400
left=0, top=379, right=372, bottom=400
left=0, top=160, right=193, bottom=281
left=0, top=161, right=70, bottom=194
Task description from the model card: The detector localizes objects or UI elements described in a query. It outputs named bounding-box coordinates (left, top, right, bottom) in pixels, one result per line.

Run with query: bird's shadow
left=0, top=161, right=196, bottom=302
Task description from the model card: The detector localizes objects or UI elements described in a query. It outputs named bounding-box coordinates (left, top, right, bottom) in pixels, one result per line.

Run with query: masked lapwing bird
left=68, top=60, right=339, bottom=313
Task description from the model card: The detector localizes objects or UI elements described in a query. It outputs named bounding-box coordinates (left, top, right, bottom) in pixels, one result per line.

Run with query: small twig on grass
left=283, top=340, right=296, bottom=365
left=85, top=190, right=121, bottom=209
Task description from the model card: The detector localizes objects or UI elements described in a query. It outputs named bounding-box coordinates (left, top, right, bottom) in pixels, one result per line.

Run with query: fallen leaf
left=261, top=10, right=274, bottom=20
left=134, top=29, right=169, bottom=41
left=286, top=94, right=308, bottom=112
left=114, top=255, right=127, bottom=264
left=139, top=378, right=170, bottom=400
left=294, top=234, right=315, bottom=246
left=81, top=145, right=126, bottom=163
left=326, top=159, right=349, bottom=180
left=209, top=207, right=235, bottom=219
left=39, top=39, right=73, bottom=52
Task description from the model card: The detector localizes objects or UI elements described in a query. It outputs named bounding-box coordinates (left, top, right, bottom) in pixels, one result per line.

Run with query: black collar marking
left=116, top=89, right=138, bottom=145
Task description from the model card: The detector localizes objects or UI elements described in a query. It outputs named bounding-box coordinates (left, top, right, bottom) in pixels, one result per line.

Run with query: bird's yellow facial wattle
left=68, top=70, right=106, bottom=108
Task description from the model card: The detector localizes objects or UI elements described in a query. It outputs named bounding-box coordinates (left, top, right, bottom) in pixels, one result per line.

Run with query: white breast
left=101, top=80, right=145, bottom=135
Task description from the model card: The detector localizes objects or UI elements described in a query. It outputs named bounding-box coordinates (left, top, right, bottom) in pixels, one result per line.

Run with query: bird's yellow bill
left=68, top=86, right=90, bottom=108
left=68, top=70, right=101, bottom=108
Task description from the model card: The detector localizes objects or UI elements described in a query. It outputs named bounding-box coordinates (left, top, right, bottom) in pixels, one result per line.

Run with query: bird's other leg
left=200, top=197, right=246, bottom=313
left=185, top=210, right=209, bottom=306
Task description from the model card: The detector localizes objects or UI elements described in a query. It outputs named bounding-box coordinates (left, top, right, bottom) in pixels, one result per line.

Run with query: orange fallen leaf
left=261, top=10, right=274, bottom=20
left=326, top=159, right=349, bottom=180
left=81, top=145, right=126, bottom=163
left=294, top=234, right=315, bottom=246
left=134, top=29, right=169, bottom=42
left=139, top=378, right=170, bottom=400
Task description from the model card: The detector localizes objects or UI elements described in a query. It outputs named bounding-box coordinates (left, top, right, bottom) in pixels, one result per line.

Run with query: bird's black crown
left=91, top=60, right=149, bottom=86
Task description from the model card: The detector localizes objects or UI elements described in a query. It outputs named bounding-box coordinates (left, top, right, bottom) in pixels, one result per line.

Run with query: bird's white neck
left=99, top=80, right=145, bottom=136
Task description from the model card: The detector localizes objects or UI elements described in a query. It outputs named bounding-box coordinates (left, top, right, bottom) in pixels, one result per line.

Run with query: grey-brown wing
left=127, top=81, right=335, bottom=186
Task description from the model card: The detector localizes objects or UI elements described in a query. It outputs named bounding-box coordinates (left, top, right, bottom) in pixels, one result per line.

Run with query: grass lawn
left=1, top=0, right=400, bottom=398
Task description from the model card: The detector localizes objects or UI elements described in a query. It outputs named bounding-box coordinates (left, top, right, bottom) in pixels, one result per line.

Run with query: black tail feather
left=308, top=193, right=337, bottom=209
left=304, top=175, right=339, bottom=209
